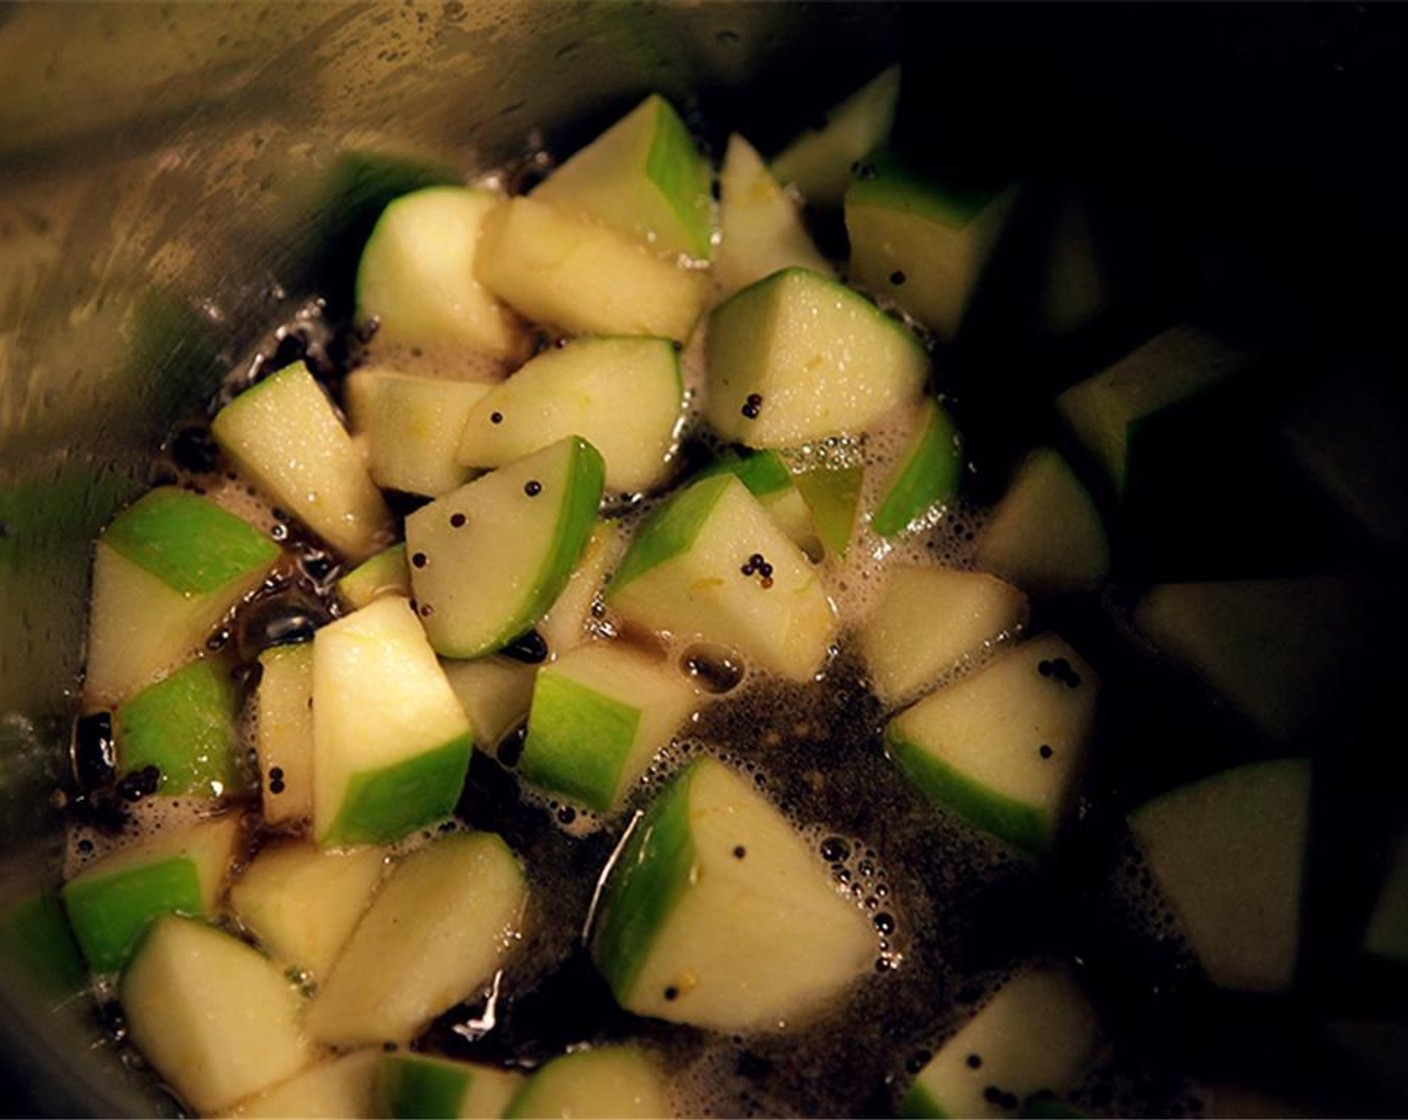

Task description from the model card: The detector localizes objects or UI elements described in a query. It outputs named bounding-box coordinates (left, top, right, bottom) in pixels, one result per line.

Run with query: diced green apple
left=120, top=915, right=313, bottom=1115
left=519, top=641, right=699, bottom=813
left=335, top=542, right=410, bottom=612
left=886, top=633, right=1099, bottom=855
left=845, top=152, right=1014, bottom=339
left=312, top=596, right=474, bottom=846
left=355, top=185, right=530, bottom=368
left=860, top=565, right=1028, bottom=706
left=607, top=474, right=837, bottom=681
left=377, top=1053, right=523, bottom=1120
left=704, top=267, right=929, bottom=447
left=406, top=437, right=605, bottom=659
left=506, top=1046, right=669, bottom=1120
left=696, top=448, right=820, bottom=554
left=115, top=657, right=239, bottom=798
left=85, top=486, right=280, bottom=707
left=772, top=65, right=902, bottom=209
left=62, top=812, right=243, bottom=974
left=475, top=196, right=710, bottom=342
left=591, top=756, right=875, bottom=1032
left=457, top=337, right=683, bottom=494
left=532, top=94, right=713, bottom=261
left=253, top=642, right=314, bottom=827
left=973, top=447, right=1109, bottom=595
left=870, top=397, right=963, bottom=537
left=441, top=656, right=537, bottom=758
left=1363, top=824, right=1408, bottom=967
left=715, top=132, right=832, bottom=296
left=226, top=1050, right=380, bottom=1120
left=794, top=463, right=864, bottom=557
left=537, top=521, right=626, bottom=656
left=1128, top=758, right=1310, bottom=993
left=212, top=362, right=394, bottom=563
left=900, top=965, right=1100, bottom=1119
left=303, top=831, right=527, bottom=1046
left=228, top=840, right=386, bottom=979
left=346, top=368, right=492, bottom=497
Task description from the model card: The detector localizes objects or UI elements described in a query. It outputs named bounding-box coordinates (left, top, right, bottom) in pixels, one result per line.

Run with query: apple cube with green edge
left=84, top=486, right=280, bottom=707
left=900, top=965, right=1100, bottom=1120
left=0, top=888, right=87, bottom=997
left=346, top=369, right=492, bottom=498
left=886, top=633, right=1099, bottom=856
left=458, top=336, right=684, bottom=494
left=1055, top=324, right=1249, bottom=497
left=377, top=1054, right=523, bottom=1120
left=973, top=447, right=1109, bottom=596
left=1363, top=823, right=1408, bottom=968
left=212, top=361, right=394, bottom=564
left=506, top=1046, right=669, bottom=1120
left=312, top=595, right=474, bottom=847
left=537, top=521, right=627, bottom=657
left=1132, top=576, right=1369, bottom=742
left=860, top=565, right=1028, bottom=707
left=870, top=397, right=963, bottom=537
left=228, top=840, right=386, bottom=980
left=335, top=542, right=410, bottom=612
left=406, top=436, right=606, bottom=659
left=227, top=1050, right=380, bottom=1120
left=703, top=267, right=929, bottom=448
left=845, top=151, right=1015, bottom=340
left=442, top=656, right=537, bottom=757
left=591, top=756, right=874, bottom=1032
left=115, top=657, right=239, bottom=798
left=120, top=915, right=313, bottom=1115
left=62, top=812, right=243, bottom=974
left=532, top=93, right=713, bottom=262
left=303, top=830, right=528, bottom=1047
left=715, top=133, right=833, bottom=297
left=606, top=474, right=837, bottom=682
left=519, top=641, right=700, bottom=813
left=1128, top=758, right=1310, bottom=993
left=355, top=185, right=531, bottom=367
left=794, top=462, right=864, bottom=557
left=475, top=196, right=710, bottom=342
left=253, top=642, right=314, bottom=827
left=696, top=448, right=821, bottom=555
left=772, top=64, right=902, bottom=209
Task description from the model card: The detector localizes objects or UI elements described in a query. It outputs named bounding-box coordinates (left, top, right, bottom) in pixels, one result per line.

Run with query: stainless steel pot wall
left=2, top=4, right=1406, bottom=1116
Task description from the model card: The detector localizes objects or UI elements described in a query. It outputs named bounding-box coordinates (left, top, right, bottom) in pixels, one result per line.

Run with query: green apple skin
left=520, top=672, right=636, bottom=813
left=322, top=736, right=473, bottom=848
left=695, top=448, right=793, bottom=500
left=335, top=543, right=410, bottom=612
left=606, top=473, right=731, bottom=595
left=793, top=465, right=863, bottom=557
left=115, top=657, right=239, bottom=798
left=871, top=398, right=963, bottom=537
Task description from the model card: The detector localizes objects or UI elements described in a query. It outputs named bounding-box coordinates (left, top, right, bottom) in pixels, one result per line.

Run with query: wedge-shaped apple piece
left=115, top=657, right=239, bottom=798
left=1129, top=758, right=1310, bottom=993
left=212, top=362, right=394, bottom=563
left=62, top=812, right=242, bottom=973
left=227, top=1050, right=380, bottom=1120
left=860, top=566, right=1027, bottom=706
left=870, top=397, right=963, bottom=537
left=335, top=542, right=410, bottom=611
left=442, top=656, right=536, bottom=757
left=312, top=595, right=474, bottom=846
left=458, top=337, right=683, bottom=494
left=607, top=474, right=837, bottom=681
left=476, top=197, right=710, bottom=342
left=85, top=486, right=280, bottom=706
left=303, top=831, right=527, bottom=1046
left=228, top=840, right=386, bottom=979
left=121, top=915, right=312, bottom=1115
left=794, top=463, right=865, bottom=557
left=772, top=65, right=902, bottom=209
left=355, top=185, right=530, bottom=366
left=696, top=448, right=819, bottom=554
left=846, top=152, right=1014, bottom=340
left=886, top=633, right=1099, bottom=855
left=252, top=642, right=314, bottom=827
left=704, top=267, right=929, bottom=447
left=520, top=641, right=699, bottom=813
left=532, top=94, right=712, bottom=261
left=1363, top=824, right=1408, bottom=968
left=592, top=757, right=874, bottom=1032
left=377, top=1054, right=523, bottom=1120
left=506, top=1046, right=668, bottom=1120
left=901, top=965, right=1100, bottom=1119
left=406, top=437, right=605, bottom=659
left=715, top=133, right=832, bottom=296
left=974, top=447, right=1109, bottom=595
left=537, top=521, right=626, bottom=656
left=346, top=369, right=492, bottom=497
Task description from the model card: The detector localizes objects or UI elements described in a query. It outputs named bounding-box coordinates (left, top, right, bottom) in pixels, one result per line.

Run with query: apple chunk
left=506, top=1046, right=668, bottom=1120
left=376, top=1053, right=523, bottom=1120
left=114, top=657, right=240, bottom=798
